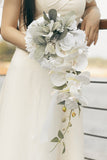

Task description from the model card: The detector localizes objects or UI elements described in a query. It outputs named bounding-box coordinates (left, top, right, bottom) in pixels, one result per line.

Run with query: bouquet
left=25, top=9, right=90, bottom=154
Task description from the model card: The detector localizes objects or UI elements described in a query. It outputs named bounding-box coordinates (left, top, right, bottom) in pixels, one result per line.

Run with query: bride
left=0, top=0, right=100, bottom=160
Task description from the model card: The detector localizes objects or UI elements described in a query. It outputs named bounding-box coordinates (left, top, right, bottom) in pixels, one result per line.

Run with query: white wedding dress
left=0, top=0, right=91, bottom=159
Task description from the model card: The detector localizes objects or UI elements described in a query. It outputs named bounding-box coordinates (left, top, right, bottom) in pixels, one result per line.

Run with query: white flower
left=72, top=30, right=86, bottom=47
left=72, top=53, right=88, bottom=71
left=67, top=19, right=77, bottom=31
left=56, top=33, right=76, bottom=57
left=65, top=98, right=78, bottom=110
left=76, top=71, right=90, bottom=85
left=66, top=71, right=90, bottom=87
left=77, top=95, right=88, bottom=106
left=50, top=72, right=66, bottom=86
left=57, top=92, right=70, bottom=104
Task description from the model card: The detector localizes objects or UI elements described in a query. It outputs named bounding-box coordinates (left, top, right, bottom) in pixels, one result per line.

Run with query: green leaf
left=33, top=45, right=45, bottom=60
left=48, top=9, right=57, bottom=22
left=58, top=130, right=64, bottom=139
left=50, top=31, right=60, bottom=41
left=33, top=36, right=47, bottom=45
left=52, top=22, right=61, bottom=31
left=58, top=101, right=65, bottom=105
left=51, top=137, right=59, bottom=142
left=76, top=71, right=81, bottom=75
left=62, top=142, right=66, bottom=154
left=41, top=26, right=50, bottom=33
left=66, top=70, right=70, bottom=73
left=43, top=11, right=50, bottom=22
left=58, top=28, right=68, bottom=40
left=78, top=101, right=81, bottom=106
left=53, top=83, right=67, bottom=90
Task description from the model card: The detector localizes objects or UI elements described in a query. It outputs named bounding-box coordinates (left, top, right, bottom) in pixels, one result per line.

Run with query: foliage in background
left=0, top=40, right=15, bottom=62
left=88, top=58, right=107, bottom=68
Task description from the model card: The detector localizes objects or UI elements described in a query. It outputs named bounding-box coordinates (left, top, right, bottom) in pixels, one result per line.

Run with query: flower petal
left=50, top=72, right=66, bottom=86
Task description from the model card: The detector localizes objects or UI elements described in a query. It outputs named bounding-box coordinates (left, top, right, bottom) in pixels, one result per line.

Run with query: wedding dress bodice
left=19, top=0, right=89, bottom=33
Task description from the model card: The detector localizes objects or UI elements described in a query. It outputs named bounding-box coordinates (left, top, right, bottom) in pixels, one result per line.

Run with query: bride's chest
left=35, top=0, right=86, bottom=19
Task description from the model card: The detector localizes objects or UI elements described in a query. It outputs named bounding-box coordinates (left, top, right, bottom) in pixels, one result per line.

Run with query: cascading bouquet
left=25, top=9, right=90, bottom=154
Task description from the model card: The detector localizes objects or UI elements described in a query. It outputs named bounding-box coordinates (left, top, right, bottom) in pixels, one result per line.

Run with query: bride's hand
left=81, top=4, right=101, bottom=46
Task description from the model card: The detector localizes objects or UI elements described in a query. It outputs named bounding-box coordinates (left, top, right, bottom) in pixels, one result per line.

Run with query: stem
left=50, top=109, right=72, bottom=152
left=50, top=141, right=60, bottom=152
left=63, top=109, right=72, bottom=136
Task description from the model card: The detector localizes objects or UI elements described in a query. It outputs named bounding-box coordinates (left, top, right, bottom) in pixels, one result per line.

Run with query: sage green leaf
left=66, top=70, right=70, bottom=73
left=53, top=83, right=67, bottom=90
left=50, top=31, right=60, bottom=41
left=43, top=11, right=50, bottom=22
left=58, top=28, right=68, bottom=40
left=33, top=36, right=47, bottom=45
left=45, top=43, right=55, bottom=54
left=78, top=101, right=81, bottom=106
left=40, top=26, right=50, bottom=34
left=58, top=130, right=64, bottom=139
left=58, top=101, right=65, bottom=105
left=62, top=142, right=66, bottom=154
left=52, top=22, right=61, bottom=31
left=51, top=137, right=59, bottom=142
left=33, top=45, right=45, bottom=60
left=48, top=9, right=57, bottom=22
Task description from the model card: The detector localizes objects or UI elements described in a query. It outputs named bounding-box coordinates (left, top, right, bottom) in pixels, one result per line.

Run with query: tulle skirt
left=0, top=47, right=84, bottom=160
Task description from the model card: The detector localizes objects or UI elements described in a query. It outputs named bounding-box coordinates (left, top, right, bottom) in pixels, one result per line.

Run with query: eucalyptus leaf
left=58, top=130, right=64, bottom=139
left=50, top=31, right=60, bottom=41
left=33, top=36, right=47, bottom=45
left=43, top=11, right=50, bottom=22
left=51, top=137, right=59, bottom=142
left=48, top=9, right=57, bottom=22
left=52, top=22, right=61, bottom=31
left=33, top=26, right=50, bottom=35
left=58, top=28, right=68, bottom=40
left=33, top=45, right=45, bottom=60
left=40, top=26, right=50, bottom=34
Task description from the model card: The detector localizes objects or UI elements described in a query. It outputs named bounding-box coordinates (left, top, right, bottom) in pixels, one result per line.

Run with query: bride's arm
left=81, top=0, right=101, bottom=46
left=1, top=0, right=26, bottom=51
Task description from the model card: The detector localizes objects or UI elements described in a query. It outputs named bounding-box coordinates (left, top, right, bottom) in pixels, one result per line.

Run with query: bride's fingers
left=81, top=21, right=86, bottom=31
left=87, top=27, right=99, bottom=46
left=86, top=26, right=94, bottom=46
left=94, top=31, right=99, bottom=45
left=92, top=26, right=99, bottom=45
left=85, top=24, right=91, bottom=43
